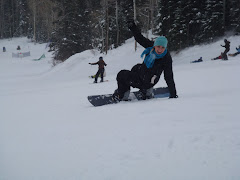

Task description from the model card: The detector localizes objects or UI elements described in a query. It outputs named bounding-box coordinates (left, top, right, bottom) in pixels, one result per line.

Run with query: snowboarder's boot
left=222, top=53, right=228, bottom=60
left=112, top=91, right=121, bottom=102
left=112, top=89, right=128, bottom=102
left=138, top=88, right=154, bottom=100
left=120, top=90, right=130, bottom=101
left=146, top=87, right=154, bottom=99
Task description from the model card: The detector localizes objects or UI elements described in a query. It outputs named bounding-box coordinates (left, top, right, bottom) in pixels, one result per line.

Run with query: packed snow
left=0, top=36, right=240, bottom=180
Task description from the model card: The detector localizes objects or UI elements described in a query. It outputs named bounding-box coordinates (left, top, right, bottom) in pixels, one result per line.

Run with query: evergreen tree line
left=0, top=0, right=239, bottom=62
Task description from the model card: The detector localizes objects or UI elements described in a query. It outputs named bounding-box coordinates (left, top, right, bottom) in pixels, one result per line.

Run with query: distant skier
left=3, top=47, right=6, bottom=52
left=17, top=45, right=21, bottom=50
left=221, top=39, right=230, bottom=60
left=229, top=45, right=240, bottom=57
left=89, top=57, right=107, bottom=83
left=112, top=20, right=178, bottom=101
left=191, top=57, right=203, bottom=63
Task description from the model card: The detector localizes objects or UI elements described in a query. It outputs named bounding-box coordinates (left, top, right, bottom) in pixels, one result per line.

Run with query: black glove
left=169, top=95, right=178, bottom=99
left=89, top=63, right=91, bottom=65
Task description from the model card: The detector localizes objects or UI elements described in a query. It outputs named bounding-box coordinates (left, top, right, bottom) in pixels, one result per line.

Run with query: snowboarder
left=17, top=45, right=21, bottom=50
left=211, top=53, right=223, bottom=60
left=89, top=57, right=107, bottom=83
left=191, top=57, right=203, bottom=63
left=3, top=47, right=6, bottom=52
left=221, top=39, right=230, bottom=60
left=112, top=20, right=178, bottom=101
left=229, top=45, right=240, bottom=57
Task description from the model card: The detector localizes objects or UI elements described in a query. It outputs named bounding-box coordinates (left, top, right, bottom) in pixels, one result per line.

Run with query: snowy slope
left=0, top=36, right=240, bottom=180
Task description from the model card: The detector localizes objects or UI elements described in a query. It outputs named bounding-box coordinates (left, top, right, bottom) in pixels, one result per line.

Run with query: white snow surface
left=0, top=36, right=240, bottom=180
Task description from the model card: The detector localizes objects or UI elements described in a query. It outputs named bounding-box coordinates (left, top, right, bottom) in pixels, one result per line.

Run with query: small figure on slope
left=211, top=53, right=223, bottom=60
left=229, top=45, right=240, bottom=57
left=112, top=20, right=178, bottom=102
left=221, top=39, right=230, bottom=60
left=89, top=57, right=107, bottom=83
left=191, top=57, right=203, bottom=63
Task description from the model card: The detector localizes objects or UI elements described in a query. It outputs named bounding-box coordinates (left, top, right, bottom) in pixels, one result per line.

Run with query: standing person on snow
left=89, top=57, right=107, bottom=83
left=221, top=39, right=230, bottom=60
left=112, top=20, right=178, bottom=101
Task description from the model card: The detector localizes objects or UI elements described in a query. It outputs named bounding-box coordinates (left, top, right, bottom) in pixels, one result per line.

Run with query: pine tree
left=51, top=0, right=93, bottom=62
left=183, top=0, right=205, bottom=46
left=17, top=0, right=30, bottom=37
left=202, top=0, right=225, bottom=41
left=227, top=0, right=240, bottom=32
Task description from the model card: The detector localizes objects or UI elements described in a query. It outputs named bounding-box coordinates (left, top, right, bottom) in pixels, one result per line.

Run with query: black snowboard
left=88, top=87, right=170, bottom=107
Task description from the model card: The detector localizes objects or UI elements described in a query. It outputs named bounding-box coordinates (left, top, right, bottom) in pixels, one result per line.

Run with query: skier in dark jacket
left=112, top=20, right=178, bottom=101
left=89, top=57, right=107, bottom=83
left=221, top=39, right=230, bottom=60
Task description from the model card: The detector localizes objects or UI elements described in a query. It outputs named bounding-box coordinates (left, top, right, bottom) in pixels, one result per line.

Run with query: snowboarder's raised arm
left=89, top=62, right=98, bottom=65
left=128, top=20, right=153, bottom=48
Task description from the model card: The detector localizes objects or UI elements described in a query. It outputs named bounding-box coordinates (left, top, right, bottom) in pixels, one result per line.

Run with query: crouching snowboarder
left=112, top=20, right=178, bottom=102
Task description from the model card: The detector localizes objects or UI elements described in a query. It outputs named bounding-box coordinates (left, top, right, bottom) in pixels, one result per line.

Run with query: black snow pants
left=95, top=68, right=104, bottom=82
left=222, top=48, right=230, bottom=60
left=116, top=64, right=150, bottom=96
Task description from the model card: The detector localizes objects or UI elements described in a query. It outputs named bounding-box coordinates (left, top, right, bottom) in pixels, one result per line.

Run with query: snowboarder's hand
left=89, top=63, right=91, bottom=65
left=169, top=95, right=178, bottom=99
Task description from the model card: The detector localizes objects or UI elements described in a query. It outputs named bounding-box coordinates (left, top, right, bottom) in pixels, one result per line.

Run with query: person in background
left=221, top=39, right=230, bottom=60
left=112, top=20, right=178, bottom=101
left=211, top=53, right=223, bottom=60
left=228, top=45, right=240, bottom=57
left=89, top=57, right=107, bottom=83
left=191, top=57, right=203, bottom=63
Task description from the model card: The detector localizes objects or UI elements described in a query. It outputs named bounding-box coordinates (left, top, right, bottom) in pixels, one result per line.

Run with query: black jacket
left=129, top=24, right=177, bottom=97
left=90, top=60, right=107, bottom=69
left=222, top=40, right=230, bottom=51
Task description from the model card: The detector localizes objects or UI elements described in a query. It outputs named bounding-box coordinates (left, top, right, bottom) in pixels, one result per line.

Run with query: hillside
left=0, top=36, right=240, bottom=180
